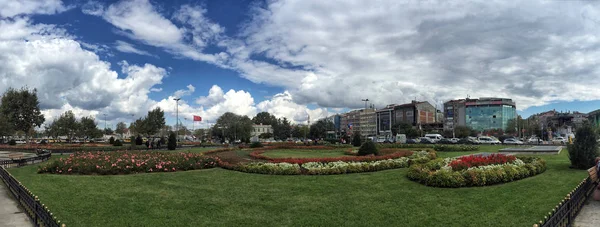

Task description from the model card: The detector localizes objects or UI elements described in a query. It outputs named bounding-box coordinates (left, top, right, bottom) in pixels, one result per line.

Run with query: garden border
left=533, top=176, right=594, bottom=227
left=1, top=152, right=52, bottom=168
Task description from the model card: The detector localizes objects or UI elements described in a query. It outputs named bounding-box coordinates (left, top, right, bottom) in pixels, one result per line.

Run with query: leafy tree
left=568, top=125, right=599, bottom=169
left=0, top=113, right=14, bottom=138
left=352, top=133, right=362, bottom=147
left=253, top=112, right=277, bottom=125
left=168, top=132, right=177, bottom=150
left=113, top=139, right=123, bottom=146
left=145, top=107, right=165, bottom=136
left=103, top=128, right=114, bottom=135
left=273, top=117, right=292, bottom=140
left=0, top=87, right=45, bottom=143
left=109, top=136, right=115, bottom=145
left=309, top=119, right=334, bottom=139
left=213, top=112, right=253, bottom=142
left=79, top=116, right=102, bottom=139
left=54, top=111, right=78, bottom=142
left=259, top=132, right=273, bottom=139
left=115, top=122, right=127, bottom=137
left=454, top=126, right=475, bottom=138
left=135, top=135, right=143, bottom=145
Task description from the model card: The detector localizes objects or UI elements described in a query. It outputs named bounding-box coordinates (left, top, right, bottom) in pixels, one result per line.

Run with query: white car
left=448, top=138, right=460, bottom=143
left=15, top=140, right=26, bottom=144
left=477, top=136, right=502, bottom=145
left=552, top=137, right=567, bottom=145
left=527, top=137, right=540, bottom=143
left=503, top=138, right=524, bottom=145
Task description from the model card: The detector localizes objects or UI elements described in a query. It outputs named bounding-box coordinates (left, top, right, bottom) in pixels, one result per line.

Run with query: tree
left=273, top=118, right=292, bottom=140
left=0, top=87, right=45, bottom=143
left=309, top=119, right=334, bottom=139
left=214, top=112, right=253, bottom=142
left=109, top=136, right=115, bottom=145
left=352, top=133, right=362, bottom=147
left=568, top=124, right=599, bottom=169
left=145, top=107, right=165, bottom=136
left=103, top=128, right=114, bottom=135
left=168, top=132, right=177, bottom=150
left=253, top=112, right=277, bottom=125
left=0, top=113, right=14, bottom=139
left=79, top=116, right=102, bottom=139
left=54, top=110, right=78, bottom=142
left=115, top=122, right=127, bottom=137
left=454, top=126, right=475, bottom=138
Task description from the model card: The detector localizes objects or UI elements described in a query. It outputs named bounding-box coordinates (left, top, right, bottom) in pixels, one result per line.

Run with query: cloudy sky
left=1, top=0, right=600, bottom=129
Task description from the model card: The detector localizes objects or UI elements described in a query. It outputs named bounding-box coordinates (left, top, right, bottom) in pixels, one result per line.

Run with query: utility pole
left=173, top=98, right=181, bottom=141
left=103, top=114, right=107, bottom=130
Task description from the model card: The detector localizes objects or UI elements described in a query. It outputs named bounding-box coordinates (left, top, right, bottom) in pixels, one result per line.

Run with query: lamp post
left=174, top=98, right=181, bottom=141
left=362, top=99, right=369, bottom=110
left=103, top=114, right=107, bottom=130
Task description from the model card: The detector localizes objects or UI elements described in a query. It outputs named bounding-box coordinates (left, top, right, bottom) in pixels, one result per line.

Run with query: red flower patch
left=449, top=153, right=516, bottom=171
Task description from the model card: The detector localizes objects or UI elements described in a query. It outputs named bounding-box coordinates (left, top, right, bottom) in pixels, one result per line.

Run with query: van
left=395, top=134, right=407, bottom=144
left=424, top=134, right=444, bottom=143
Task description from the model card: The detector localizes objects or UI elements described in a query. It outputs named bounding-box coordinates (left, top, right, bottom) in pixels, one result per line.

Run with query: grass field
left=260, top=148, right=352, bottom=158
left=7, top=145, right=587, bottom=226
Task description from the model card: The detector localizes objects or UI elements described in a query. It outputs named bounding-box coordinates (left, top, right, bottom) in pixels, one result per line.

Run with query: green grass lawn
left=7, top=146, right=587, bottom=227
left=260, top=149, right=351, bottom=158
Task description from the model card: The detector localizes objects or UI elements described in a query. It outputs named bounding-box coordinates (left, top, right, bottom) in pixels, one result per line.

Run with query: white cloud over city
left=2, top=0, right=600, bottom=128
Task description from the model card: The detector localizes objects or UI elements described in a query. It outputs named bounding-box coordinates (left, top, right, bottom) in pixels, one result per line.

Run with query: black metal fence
left=0, top=152, right=51, bottom=168
left=534, top=176, right=595, bottom=227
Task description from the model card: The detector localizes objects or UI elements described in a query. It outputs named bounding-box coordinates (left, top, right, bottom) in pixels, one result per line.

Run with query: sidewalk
left=574, top=197, right=600, bottom=227
left=0, top=182, right=32, bottom=227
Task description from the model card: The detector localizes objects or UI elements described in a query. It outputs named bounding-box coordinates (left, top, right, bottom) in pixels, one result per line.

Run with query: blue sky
left=1, top=0, right=600, bottom=129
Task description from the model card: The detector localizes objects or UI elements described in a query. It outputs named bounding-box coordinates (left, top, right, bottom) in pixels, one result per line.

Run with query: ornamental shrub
left=8, top=139, right=16, bottom=145
left=113, top=139, right=123, bottom=146
left=40, top=139, right=47, bottom=145
left=130, top=136, right=136, bottom=149
left=250, top=141, right=263, bottom=148
left=352, top=133, right=362, bottom=147
left=168, top=132, right=177, bottom=150
left=135, top=135, right=143, bottom=145
left=568, top=125, right=599, bottom=169
left=109, top=136, right=115, bottom=145
left=357, top=140, right=379, bottom=156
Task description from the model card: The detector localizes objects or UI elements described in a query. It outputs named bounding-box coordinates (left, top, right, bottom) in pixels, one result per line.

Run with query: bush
left=408, top=156, right=546, bottom=187
left=358, top=140, right=379, bottom=156
left=352, top=133, right=362, bottom=147
left=250, top=142, right=263, bottom=148
left=168, top=132, right=177, bottom=150
left=135, top=135, right=143, bottom=145
left=130, top=136, right=136, bottom=149
left=38, top=151, right=219, bottom=175
left=113, top=139, right=123, bottom=146
left=568, top=125, right=599, bottom=169
left=109, top=136, right=115, bottom=145
left=8, top=139, right=16, bottom=145
left=40, top=139, right=47, bottom=145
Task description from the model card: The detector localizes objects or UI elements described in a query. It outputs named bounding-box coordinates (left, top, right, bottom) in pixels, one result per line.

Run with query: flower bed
left=407, top=155, right=546, bottom=187
left=250, top=148, right=415, bottom=164
left=376, top=144, right=479, bottom=152
left=38, top=151, right=219, bottom=175
left=220, top=150, right=436, bottom=175
left=448, top=153, right=516, bottom=171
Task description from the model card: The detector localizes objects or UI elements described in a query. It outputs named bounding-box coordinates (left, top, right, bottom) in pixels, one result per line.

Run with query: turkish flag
left=193, top=115, right=202, bottom=121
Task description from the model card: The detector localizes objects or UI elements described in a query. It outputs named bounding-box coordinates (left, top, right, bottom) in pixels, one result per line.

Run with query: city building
left=341, top=108, right=376, bottom=137
left=376, top=101, right=438, bottom=137
left=250, top=124, right=273, bottom=142
left=444, top=97, right=517, bottom=132
left=325, top=114, right=342, bottom=139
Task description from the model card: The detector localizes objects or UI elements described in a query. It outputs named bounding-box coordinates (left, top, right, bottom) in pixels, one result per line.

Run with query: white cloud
left=0, top=16, right=166, bottom=127
left=173, top=84, right=195, bottom=98
left=114, top=40, right=156, bottom=57
left=150, top=87, right=162, bottom=92
left=256, top=91, right=329, bottom=124
left=195, top=85, right=225, bottom=107
left=81, top=0, right=104, bottom=16
left=0, top=0, right=69, bottom=18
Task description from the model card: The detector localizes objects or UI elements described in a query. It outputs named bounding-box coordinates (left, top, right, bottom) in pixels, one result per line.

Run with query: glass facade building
left=466, top=103, right=516, bottom=132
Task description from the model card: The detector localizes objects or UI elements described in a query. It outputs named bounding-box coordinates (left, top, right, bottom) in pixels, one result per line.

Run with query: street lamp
left=103, top=113, right=107, bottom=130
left=362, top=99, right=369, bottom=110
left=173, top=98, right=181, bottom=141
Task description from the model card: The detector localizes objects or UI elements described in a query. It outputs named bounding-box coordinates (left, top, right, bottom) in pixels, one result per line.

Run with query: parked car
left=527, top=137, right=540, bottom=144
left=552, top=137, right=567, bottom=145
left=448, top=138, right=460, bottom=144
left=458, top=137, right=479, bottom=144
left=437, top=138, right=453, bottom=144
left=419, top=137, right=435, bottom=144
left=15, top=140, right=26, bottom=144
left=406, top=138, right=420, bottom=144
left=424, top=134, right=444, bottom=143
left=477, top=136, right=502, bottom=145
left=503, top=138, right=524, bottom=145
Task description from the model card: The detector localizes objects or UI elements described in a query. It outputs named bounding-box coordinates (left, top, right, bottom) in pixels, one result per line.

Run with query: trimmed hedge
left=221, top=150, right=436, bottom=175
left=358, top=140, right=379, bottom=156
left=407, top=156, right=546, bottom=187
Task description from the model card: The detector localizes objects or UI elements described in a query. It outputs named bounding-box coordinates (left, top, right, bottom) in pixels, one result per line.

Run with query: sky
left=1, top=0, right=600, bottom=130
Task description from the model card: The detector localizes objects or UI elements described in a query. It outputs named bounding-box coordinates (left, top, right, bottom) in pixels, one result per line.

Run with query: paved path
left=0, top=182, right=33, bottom=227
left=574, top=197, right=600, bottom=227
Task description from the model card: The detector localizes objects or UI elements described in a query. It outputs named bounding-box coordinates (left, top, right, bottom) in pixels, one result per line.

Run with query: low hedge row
left=250, top=149, right=416, bottom=164
left=407, top=156, right=546, bottom=187
left=220, top=150, right=436, bottom=175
